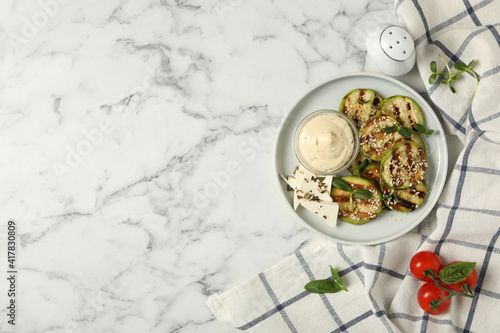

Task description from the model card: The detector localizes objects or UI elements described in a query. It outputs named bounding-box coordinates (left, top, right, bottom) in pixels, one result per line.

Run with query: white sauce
left=297, top=113, right=355, bottom=172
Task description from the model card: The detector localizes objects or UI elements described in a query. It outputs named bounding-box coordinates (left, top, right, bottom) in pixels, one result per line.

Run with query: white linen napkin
left=208, top=0, right=500, bottom=331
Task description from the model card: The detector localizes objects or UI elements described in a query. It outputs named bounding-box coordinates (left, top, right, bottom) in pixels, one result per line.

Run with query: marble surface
left=0, top=0, right=459, bottom=332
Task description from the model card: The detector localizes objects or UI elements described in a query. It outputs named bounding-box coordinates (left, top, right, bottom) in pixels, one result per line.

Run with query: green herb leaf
left=355, top=159, right=369, bottom=177
left=397, top=126, right=411, bottom=138
left=330, top=266, right=348, bottom=291
left=454, top=63, right=468, bottom=71
left=438, top=262, right=476, bottom=284
left=304, top=266, right=348, bottom=294
left=468, top=60, right=475, bottom=68
left=352, top=188, right=373, bottom=200
left=358, top=99, right=371, bottom=104
left=449, top=84, right=456, bottom=93
left=332, top=178, right=352, bottom=193
left=414, top=123, right=427, bottom=133
left=430, top=61, right=437, bottom=73
left=452, top=73, right=461, bottom=80
left=424, top=130, right=435, bottom=137
left=304, top=279, right=343, bottom=294
left=429, top=74, right=437, bottom=84
left=382, top=126, right=398, bottom=133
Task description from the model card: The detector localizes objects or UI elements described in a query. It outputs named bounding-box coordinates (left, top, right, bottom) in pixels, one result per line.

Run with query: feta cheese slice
left=295, top=169, right=332, bottom=202
left=292, top=165, right=306, bottom=176
left=281, top=165, right=334, bottom=211
left=322, top=175, right=333, bottom=194
left=280, top=174, right=296, bottom=189
left=293, top=170, right=306, bottom=210
left=300, top=200, right=339, bottom=227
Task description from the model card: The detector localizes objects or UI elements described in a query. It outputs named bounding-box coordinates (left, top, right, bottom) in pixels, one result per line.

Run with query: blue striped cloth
left=208, top=0, right=500, bottom=331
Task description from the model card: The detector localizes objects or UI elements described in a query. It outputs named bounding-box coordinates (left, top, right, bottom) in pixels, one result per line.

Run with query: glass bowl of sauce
left=293, top=110, right=360, bottom=176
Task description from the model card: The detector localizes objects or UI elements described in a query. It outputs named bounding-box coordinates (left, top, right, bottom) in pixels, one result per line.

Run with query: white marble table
left=0, top=0, right=461, bottom=332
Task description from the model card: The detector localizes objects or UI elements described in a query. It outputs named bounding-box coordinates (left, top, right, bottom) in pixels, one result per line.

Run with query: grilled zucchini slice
left=380, top=141, right=427, bottom=190
left=379, top=96, right=424, bottom=130
left=340, top=89, right=382, bottom=128
left=359, top=115, right=400, bottom=162
left=331, top=176, right=383, bottom=224
left=381, top=182, right=427, bottom=212
left=361, top=163, right=381, bottom=187
left=406, top=129, right=426, bottom=153
left=359, top=115, right=427, bottom=161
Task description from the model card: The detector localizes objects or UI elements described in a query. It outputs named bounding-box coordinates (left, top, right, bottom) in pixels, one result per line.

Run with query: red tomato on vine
left=410, top=251, right=443, bottom=282
left=444, top=261, right=478, bottom=294
left=417, top=282, right=451, bottom=314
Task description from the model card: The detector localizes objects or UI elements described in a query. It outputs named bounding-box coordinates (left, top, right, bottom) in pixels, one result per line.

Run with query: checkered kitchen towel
left=207, top=0, right=500, bottom=332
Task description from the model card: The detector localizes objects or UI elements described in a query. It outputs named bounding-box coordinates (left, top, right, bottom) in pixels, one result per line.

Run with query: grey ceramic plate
left=273, top=72, right=448, bottom=245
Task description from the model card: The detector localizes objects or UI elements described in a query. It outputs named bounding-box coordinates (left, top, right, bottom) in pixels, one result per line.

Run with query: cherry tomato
left=417, top=282, right=451, bottom=315
left=410, top=251, right=443, bottom=282
left=444, top=261, right=478, bottom=293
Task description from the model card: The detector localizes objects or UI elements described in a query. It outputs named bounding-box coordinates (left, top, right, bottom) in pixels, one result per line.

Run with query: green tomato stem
left=429, top=292, right=453, bottom=313
left=462, top=283, right=473, bottom=296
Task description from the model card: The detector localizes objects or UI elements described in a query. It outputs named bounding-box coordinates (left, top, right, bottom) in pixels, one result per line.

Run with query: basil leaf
left=397, top=126, right=411, bottom=139
left=352, top=188, right=373, bottom=200
left=430, top=61, right=437, bottom=73
left=330, top=266, right=342, bottom=284
left=304, top=278, right=343, bottom=294
left=439, top=262, right=476, bottom=284
left=333, top=178, right=352, bottom=193
left=414, top=123, right=427, bottom=133
left=330, top=266, right=348, bottom=291
left=382, top=126, right=397, bottom=133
